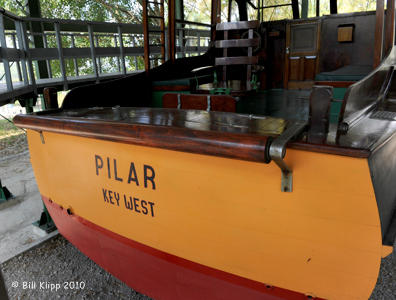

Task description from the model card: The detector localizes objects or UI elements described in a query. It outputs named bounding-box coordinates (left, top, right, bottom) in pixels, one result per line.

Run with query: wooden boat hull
left=42, top=196, right=309, bottom=299
left=25, top=129, right=382, bottom=300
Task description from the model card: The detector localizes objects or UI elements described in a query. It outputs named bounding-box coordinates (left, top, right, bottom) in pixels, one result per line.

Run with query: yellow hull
left=27, top=129, right=382, bottom=299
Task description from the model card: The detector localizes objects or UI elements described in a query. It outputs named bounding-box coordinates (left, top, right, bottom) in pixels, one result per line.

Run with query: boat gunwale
left=13, top=110, right=371, bottom=160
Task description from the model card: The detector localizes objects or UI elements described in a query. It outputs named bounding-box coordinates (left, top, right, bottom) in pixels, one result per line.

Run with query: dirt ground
left=0, top=115, right=395, bottom=299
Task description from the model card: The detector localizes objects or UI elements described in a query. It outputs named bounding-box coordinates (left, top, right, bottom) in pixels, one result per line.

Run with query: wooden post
left=301, top=0, right=308, bottom=19
left=27, top=0, right=49, bottom=79
left=211, top=0, right=221, bottom=42
left=330, top=0, right=337, bottom=14
left=228, top=0, right=232, bottom=22
left=384, top=0, right=395, bottom=57
left=160, top=0, right=165, bottom=63
left=168, top=0, right=176, bottom=63
left=142, top=0, right=150, bottom=73
left=43, top=87, right=59, bottom=109
left=291, top=0, right=299, bottom=19
left=142, top=0, right=150, bottom=72
left=374, top=0, right=385, bottom=68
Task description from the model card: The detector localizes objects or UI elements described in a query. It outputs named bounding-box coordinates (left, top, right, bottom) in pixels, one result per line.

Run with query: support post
left=228, top=0, right=232, bottom=22
left=142, top=0, right=150, bottom=72
left=43, top=87, right=59, bottom=109
left=27, top=0, right=49, bottom=79
left=54, top=22, right=68, bottom=90
left=384, top=0, right=395, bottom=57
left=291, top=0, right=300, bottom=19
left=118, top=26, right=127, bottom=74
left=0, top=15, right=13, bottom=92
left=301, top=0, right=309, bottom=19
left=88, top=24, right=99, bottom=81
left=211, top=0, right=221, bottom=41
left=316, top=0, right=320, bottom=17
left=330, top=0, right=337, bottom=14
left=374, top=0, right=385, bottom=68
left=168, top=0, right=176, bottom=63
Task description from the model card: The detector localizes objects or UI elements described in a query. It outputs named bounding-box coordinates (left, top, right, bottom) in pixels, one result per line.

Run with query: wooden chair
left=214, top=20, right=260, bottom=93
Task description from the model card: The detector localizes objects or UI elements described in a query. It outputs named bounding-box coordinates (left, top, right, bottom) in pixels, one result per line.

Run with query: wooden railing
left=0, top=8, right=210, bottom=106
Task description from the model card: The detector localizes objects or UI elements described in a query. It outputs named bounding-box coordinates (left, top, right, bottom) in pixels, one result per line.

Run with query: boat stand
left=0, top=179, right=12, bottom=204
left=33, top=203, right=57, bottom=234
left=0, top=267, right=8, bottom=300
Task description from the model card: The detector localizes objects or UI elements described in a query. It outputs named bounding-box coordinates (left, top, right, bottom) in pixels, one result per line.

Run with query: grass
left=0, top=119, right=26, bottom=152
left=0, top=119, right=22, bottom=138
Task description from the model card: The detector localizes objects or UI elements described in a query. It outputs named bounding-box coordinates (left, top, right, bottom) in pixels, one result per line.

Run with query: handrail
left=175, top=19, right=211, bottom=28
left=0, top=8, right=210, bottom=107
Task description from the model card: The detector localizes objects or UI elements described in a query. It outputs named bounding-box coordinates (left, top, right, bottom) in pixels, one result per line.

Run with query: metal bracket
left=39, top=131, right=45, bottom=144
left=269, top=121, right=307, bottom=192
left=177, top=94, right=181, bottom=109
left=207, top=95, right=211, bottom=111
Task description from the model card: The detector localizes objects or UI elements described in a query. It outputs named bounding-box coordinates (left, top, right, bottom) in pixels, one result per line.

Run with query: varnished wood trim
left=314, top=81, right=355, bottom=88
left=152, top=85, right=190, bottom=91
left=14, top=114, right=272, bottom=163
left=287, top=80, right=314, bottom=90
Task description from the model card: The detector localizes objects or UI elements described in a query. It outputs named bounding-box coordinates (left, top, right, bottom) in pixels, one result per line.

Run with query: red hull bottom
left=43, top=196, right=314, bottom=300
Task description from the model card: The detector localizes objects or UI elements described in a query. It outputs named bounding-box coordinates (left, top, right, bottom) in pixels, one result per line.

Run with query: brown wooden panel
left=215, top=56, right=258, bottom=66
left=337, top=26, right=354, bottom=42
left=304, top=57, right=316, bottom=80
left=209, top=95, right=236, bottom=112
left=163, top=93, right=236, bottom=112
left=216, top=21, right=259, bottom=31
left=298, top=57, right=304, bottom=81
left=215, top=38, right=260, bottom=49
left=162, top=93, right=179, bottom=108
left=181, top=94, right=208, bottom=110
left=289, top=58, right=300, bottom=81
